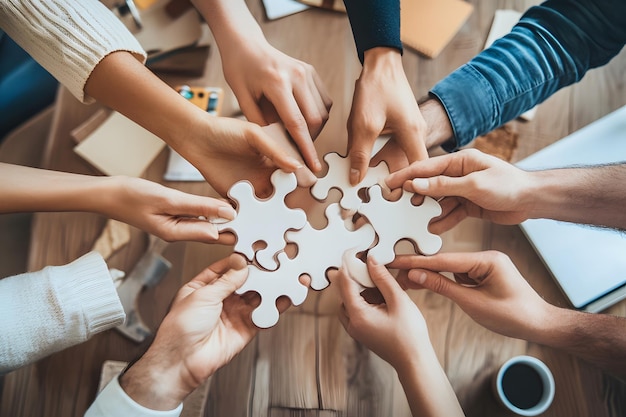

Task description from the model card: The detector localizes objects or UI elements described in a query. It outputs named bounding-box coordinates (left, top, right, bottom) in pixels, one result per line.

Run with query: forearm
left=431, top=0, right=626, bottom=151
left=84, top=51, right=207, bottom=153
left=192, top=0, right=266, bottom=52
left=523, top=164, right=626, bottom=230
left=0, top=163, right=116, bottom=214
left=343, top=0, right=402, bottom=63
left=396, top=346, right=465, bottom=417
left=535, top=306, right=626, bottom=377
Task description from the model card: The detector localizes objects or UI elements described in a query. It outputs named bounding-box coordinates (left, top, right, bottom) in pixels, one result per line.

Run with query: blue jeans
left=430, top=0, right=626, bottom=151
left=0, top=31, right=58, bottom=140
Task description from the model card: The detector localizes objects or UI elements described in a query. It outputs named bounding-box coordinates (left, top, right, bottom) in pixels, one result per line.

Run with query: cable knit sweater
left=0, top=0, right=146, bottom=103
left=0, top=251, right=125, bottom=374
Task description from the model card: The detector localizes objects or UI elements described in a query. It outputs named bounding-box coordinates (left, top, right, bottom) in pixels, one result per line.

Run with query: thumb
left=407, top=269, right=466, bottom=304
left=409, top=175, right=473, bottom=199
left=202, top=264, right=249, bottom=303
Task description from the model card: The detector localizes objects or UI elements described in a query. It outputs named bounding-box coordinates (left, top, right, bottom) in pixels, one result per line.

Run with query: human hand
left=175, top=116, right=311, bottom=198
left=385, top=149, right=534, bottom=233
left=220, top=39, right=332, bottom=173
left=120, top=254, right=268, bottom=409
left=97, top=176, right=235, bottom=244
left=391, top=251, right=554, bottom=342
left=347, top=47, right=428, bottom=185
left=334, top=256, right=431, bottom=369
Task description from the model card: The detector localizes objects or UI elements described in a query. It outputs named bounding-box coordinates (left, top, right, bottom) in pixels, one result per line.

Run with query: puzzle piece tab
left=285, top=203, right=376, bottom=290
left=217, top=169, right=307, bottom=270
left=358, top=186, right=442, bottom=265
left=311, top=152, right=390, bottom=211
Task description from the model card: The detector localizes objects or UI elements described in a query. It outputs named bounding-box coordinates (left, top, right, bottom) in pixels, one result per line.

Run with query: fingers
left=364, top=257, right=403, bottom=307
left=347, top=118, right=381, bottom=186
left=406, top=268, right=467, bottom=304
left=202, top=256, right=249, bottom=302
left=264, top=85, right=321, bottom=172
left=385, top=151, right=471, bottom=190
left=336, top=265, right=369, bottom=315
left=245, top=124, right=303, bottom=173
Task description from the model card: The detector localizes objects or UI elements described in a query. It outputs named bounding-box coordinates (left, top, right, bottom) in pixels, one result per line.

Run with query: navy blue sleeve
left=430, top=0, right=626, bottom=151
left=343, top=0, right=403, bottom=64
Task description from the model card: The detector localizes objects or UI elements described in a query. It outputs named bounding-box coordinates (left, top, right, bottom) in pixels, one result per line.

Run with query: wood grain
left=2, top=0, right=626, bottom=416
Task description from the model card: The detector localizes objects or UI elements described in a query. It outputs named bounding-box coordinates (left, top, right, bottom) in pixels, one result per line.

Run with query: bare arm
left=334, top=257, right=464, bottom=417
left=192, top=0, right=332, bottom=173
left=392, top=252, right=626, bottom=378
left=0, top=163, right=236, bottom=243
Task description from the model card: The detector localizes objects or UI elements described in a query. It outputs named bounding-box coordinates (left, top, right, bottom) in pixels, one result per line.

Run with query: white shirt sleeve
left=0, top=251, right=125, bottom=374
left=0, top=0, right=146, bottom=103
left=84, top=376, right=183, bottom=417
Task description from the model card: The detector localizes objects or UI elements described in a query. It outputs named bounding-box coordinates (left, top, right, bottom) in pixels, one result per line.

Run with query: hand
left=334, top=255, right=465, bottom=417
left=220, top=39, right=332, bottom=173
left=391, top=251, right=554, bottom=342
left=347, top=48, right=428, bottom=185
left=101, top=176, right=236, bottom=244
left=334, top=256, right=431, bottom=369
left=120, top=255, right=261, bottom=409
left=385, top=149, right=534, bottom=233
left=175, top=116, right=307, bottom=198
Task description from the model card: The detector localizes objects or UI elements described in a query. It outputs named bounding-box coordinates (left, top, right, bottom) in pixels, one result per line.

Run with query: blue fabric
left=0, top=32, right=58, bottom=140
left=431, top=0, right=626, bottom=151
left=343, top=0, right=403, bottom=64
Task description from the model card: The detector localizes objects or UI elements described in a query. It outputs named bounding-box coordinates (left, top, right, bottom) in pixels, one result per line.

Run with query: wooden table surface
left=2, top=1, right=626, bottom=416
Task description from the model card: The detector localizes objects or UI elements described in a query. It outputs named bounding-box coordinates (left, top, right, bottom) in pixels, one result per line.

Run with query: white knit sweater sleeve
left=0, top=251, right=125, bottom=374
left=0, top=0, right=146, bottom=103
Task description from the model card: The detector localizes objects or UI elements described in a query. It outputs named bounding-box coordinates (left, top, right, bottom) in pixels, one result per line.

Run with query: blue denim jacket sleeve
left=431, top=0, right=626, bottom=152
left=343, top=0, right=403, bottom=64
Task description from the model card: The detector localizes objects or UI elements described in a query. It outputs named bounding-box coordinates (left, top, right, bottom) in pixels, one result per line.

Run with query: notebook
left=400, top=0, right=473, bottom=58
left=517, top=105, right=626, bottom=312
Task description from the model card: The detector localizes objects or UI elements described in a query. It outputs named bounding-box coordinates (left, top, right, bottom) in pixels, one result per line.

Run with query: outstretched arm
left=343, top=0, right=428, bottom=185
left=428, top=0, right=626, bottom=151
left=385, top=149, right=626, bottom=233
left=392, top=252, right=626, bottom=377
left=193, top=0, right=332, bottom=173
left=85, top=254, right=287, bottom=416
left=0, top=163, right=237, bottom=243
left=334, top=256, right=464, bottom=417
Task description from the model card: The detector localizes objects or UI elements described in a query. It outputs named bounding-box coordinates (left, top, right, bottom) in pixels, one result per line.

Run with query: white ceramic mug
left=494, top=355, right=555, bottom=416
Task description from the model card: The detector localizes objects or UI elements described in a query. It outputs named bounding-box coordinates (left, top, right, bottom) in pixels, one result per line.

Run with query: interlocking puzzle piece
left=237, top=252, right=309, bottom=328
left=341, top=248, right=375, bottom=288
left=285, top=203, right=376, bottom=290
left=217, top=169, right=307, bottom=270
left=311, top=153, right=390, bottom=211
left=358, top=186, right=443, bottom=265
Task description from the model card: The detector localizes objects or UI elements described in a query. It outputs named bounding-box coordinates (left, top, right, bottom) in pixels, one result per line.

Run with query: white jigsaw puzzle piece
left=217, top=169, right=307, bottom=270
left=341, top=248, right=374, bottom=288
left=285, top=203, right=376, bottom=290
left=311, top=153, right=390, bottom=211
left=358, top=186, right=443, bottom=265
left=237, top=252, right=309, bottom=328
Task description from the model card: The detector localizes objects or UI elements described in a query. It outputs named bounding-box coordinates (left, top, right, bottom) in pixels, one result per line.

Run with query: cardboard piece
left=262, top=0, right=309, bottom=20
left=400, top=0, right=473, bottom=58
left=484, top=9, right=537, bottom=121
left=74, top=112, right=165, bottom=177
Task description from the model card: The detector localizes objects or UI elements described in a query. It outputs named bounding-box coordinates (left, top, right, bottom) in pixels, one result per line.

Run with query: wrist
left=119, top=348, right=191, bottom=410
left=419, top=98, right=454, bottom=149
left=363, top=47, right=403, bottom=69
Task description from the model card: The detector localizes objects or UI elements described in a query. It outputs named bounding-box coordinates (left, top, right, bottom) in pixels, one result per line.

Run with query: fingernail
left=412, top=178, right=429, bottom=190
left=217, top=206, right=236, bottom=220
left=314, top=159, right=322, bottom=172
left=368, top=256, right=378, bottom=266
left=408, top=270, right=427, bottom=284
left=350, top=168, right=360, bottom=185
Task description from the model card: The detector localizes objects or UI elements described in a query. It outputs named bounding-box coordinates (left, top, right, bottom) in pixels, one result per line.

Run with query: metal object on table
left=115, top=235, right=171, bottom=342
